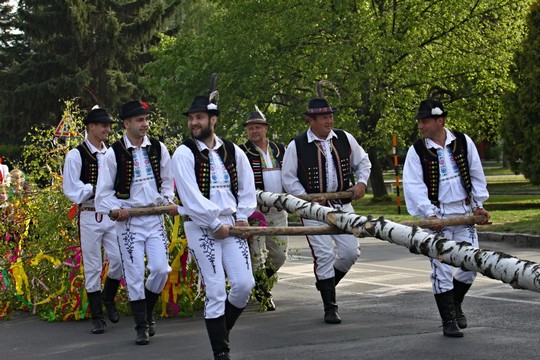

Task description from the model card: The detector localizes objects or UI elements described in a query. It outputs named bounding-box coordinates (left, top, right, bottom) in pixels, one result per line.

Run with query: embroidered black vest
left=239, top=140, right=285, bottom=191
left=294, top=129, right=353, bottom=204
left=413, top=130, right=472, bottom=205
left=183, top=138, right=239, bottom=200
left=76, top=142, right=98, bottom=186
left=111, top=137, right=163, bottom=199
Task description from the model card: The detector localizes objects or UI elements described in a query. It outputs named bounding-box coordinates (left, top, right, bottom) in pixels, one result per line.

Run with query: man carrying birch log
left=95, top=100, right=178, bottom=345
left=171, top=87, right=256, bottom=360
left=281, top=80, right=371, bottom=325
left=240, top=107, right=288, bottom=311
left=403, top=95, right=491, bottom=338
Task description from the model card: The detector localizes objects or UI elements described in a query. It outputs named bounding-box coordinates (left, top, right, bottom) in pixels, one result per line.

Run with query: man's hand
left=473, top=207, right=491, bottom=225
left=213, top=224, right=231, bottom=239
left=111, top=208, right=129, bottom=222
left=426, top=215, right=444, bottom=232
left=347, top=182, right=367, bottom=201
left=234, top=220, right=251, bottom=239
left=168, top=205, right=179, bottom=216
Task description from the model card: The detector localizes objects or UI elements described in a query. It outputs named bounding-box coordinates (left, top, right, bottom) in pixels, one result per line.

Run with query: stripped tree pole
left=229, top=216, right=486, bottom=236
left=256, top=190, right=540, bottom=293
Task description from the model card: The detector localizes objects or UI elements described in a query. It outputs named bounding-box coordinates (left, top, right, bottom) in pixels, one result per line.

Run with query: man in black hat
left=171, top=95, right=256, bottom=360
left=239, top=108, right=288, bottom=311
left=63, top=106, right=123, bottom=334
left=403, top=98, right=490, bottom=337
left=282, top=97, right=371, bottom=324
left=95, top=100, right=178, bottom=345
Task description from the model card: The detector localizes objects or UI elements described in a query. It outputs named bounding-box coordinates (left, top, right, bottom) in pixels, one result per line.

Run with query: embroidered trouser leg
left=79, top=210, right=123, bottom=292
left=185, top=222, right=255, bottom=319
left=116, top=215, right=171, bottom=301
left=430, top=222, right=479, bottom=294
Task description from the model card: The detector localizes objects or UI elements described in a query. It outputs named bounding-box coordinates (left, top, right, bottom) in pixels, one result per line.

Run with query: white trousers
left=429, top=202, right=478, bottom=294
left=115, top=215, right=171, bottom=301
left=185, top=221, right=255, bottom=319
left=302, top=202, right=361, bottom=281
left=79, top=210, right=122, bottom=292
left=249, top=208, right=288, bottom=272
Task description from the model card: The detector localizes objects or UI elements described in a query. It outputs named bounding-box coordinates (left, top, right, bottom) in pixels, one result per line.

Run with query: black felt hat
left=243, top=109, right=269, bottom=126
left=183, top=95, right=220, bottom=116
left=414, top=100, right=448, bottom=119
left=303, top=98, right=338, bottom=116
left=84, top=106, right=113, bottom=125
left=119, top=100, right=153, bottom=120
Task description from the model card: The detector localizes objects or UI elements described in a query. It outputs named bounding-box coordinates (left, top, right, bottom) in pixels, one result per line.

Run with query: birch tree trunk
left=256, top=190, right=540, bottom=293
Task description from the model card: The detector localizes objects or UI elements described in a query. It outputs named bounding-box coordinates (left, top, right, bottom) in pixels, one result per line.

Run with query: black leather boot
left=102, top=277, right=120, bottom=323
left=205, top=315, right=230, bottom=360
left=145, top=288, right=161, bottom=337
left=87, top=291, right=106, bottom=334
left=434, top=290, right=464, bottom=337
left=453, top=279, right=472, bottom=329
left=130, top=300, right=149, bottom=345
left=316, top=278, right=341, bottom=324
left=225, top=299, right=245, bottom=332
left=334, top=267, right=347, bottom=286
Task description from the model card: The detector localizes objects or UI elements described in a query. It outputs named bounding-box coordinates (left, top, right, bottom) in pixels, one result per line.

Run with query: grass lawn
left=352, top=181, right=540, bottom=235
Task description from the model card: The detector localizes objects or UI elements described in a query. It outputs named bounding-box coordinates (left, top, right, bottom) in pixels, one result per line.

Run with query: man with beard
left=95, top=100, right=178, bottom=345
left=63, top=106, right=123, bottom=334
left=171, top=95, right=256, bottom=360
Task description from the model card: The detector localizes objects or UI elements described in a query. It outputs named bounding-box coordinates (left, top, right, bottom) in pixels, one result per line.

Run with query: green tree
left=0, top=0, right=27, bottom=70
left=144, top=0, right=531, bottom=198
left=502, top=1, right=540, bottom=184
left=0, top=0, right=180, bottom=144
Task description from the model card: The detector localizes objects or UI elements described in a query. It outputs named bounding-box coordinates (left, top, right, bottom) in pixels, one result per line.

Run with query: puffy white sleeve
left=62, top=149, right=94, bottom=204
left=402, top=145, right=439, bottom=219
left=346, top=132, right=371, bottom=186
left=95, top=148, right=123, bottom=214
left=281, top=140, right=307, bottom=195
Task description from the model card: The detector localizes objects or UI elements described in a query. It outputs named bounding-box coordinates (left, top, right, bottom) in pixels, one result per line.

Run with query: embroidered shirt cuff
left=210, top=219, right=222, bottom=233
left=236, top=215, right=248, bottom=222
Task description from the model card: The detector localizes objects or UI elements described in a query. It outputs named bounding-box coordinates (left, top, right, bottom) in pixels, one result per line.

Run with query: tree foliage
left=0, top=0, right=181, bottom=144
left=502, top=1, right=540, bottom=184
left=144, top=0, right=532, bottom=197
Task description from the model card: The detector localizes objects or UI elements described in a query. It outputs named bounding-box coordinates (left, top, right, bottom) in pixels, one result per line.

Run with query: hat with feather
left=183, top=73, right=220, bottom=116
left=303, top=80, right=340, bottom=116
left=243, top=105, right=269, bottom=126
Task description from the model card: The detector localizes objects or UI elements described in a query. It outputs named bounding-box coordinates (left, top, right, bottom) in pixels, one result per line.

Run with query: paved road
left=3, top=236, right=540, bottom=360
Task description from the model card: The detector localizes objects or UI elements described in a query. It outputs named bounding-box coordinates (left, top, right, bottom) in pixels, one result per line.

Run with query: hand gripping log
left=109, top=205, right=178, bottom=218
left=254, top=190, right=540, bottom=293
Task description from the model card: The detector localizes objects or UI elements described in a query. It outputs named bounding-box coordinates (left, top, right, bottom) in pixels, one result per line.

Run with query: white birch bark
left=257, top=190, right=540, bottom=293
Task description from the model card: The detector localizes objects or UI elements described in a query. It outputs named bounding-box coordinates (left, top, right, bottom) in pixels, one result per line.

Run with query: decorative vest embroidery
left=294, top=129, right=353, bottom=204
left=111, top=137, right=162, bottom=199
left=413, top=130, right=472, bottom=205
left=240, top=140, right=285, bottom=191
left=76, top=142, right=98, bottom=186
left=183, top=138, right=239, bottom=200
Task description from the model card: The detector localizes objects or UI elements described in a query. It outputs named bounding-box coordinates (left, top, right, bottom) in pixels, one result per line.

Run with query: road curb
left=478, top=231, right=540, bottom=248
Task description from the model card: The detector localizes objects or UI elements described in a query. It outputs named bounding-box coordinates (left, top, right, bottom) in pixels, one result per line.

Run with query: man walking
left=240, top=108, right=288, bottom=311
left=282, top=95, right=371, bottom=324
left=95, top=100, right=177, bottom=345
left=403, top=98, right=490, bottom=337
left=63, top=106, right=123, bottom=334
